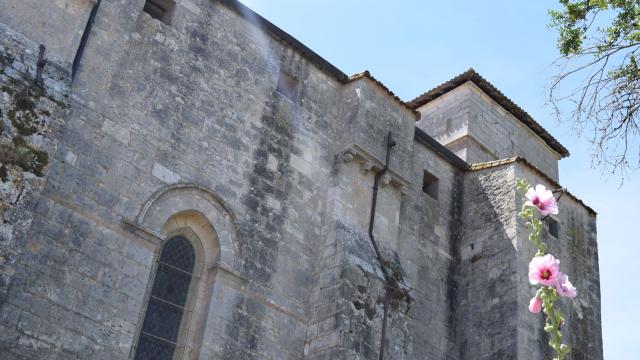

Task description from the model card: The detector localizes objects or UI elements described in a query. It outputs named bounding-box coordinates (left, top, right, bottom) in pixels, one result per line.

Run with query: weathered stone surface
left=416, top=83, right=562, bottom=181
left=0, top=1, right=601, bottom=359
left=0, top=24, right=69, bottom=309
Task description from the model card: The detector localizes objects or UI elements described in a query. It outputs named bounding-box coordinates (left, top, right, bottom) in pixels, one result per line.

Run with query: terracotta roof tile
left=408, top=69, right=570, bottom=158
left=468, top=157, right=520, bottom=171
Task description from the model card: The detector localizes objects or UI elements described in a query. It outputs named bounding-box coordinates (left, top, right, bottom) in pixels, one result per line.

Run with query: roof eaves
left=218, top=0, right=348, bottom=82
left=218, top=1, right=421, bottom=122
left=468, top=156, right=520, bottom=171
left=468, top=157, right=596, bottom=215
left=408, top=69, right=570, bottom=158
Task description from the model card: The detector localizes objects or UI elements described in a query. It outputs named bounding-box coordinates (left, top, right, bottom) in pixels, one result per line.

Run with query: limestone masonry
left=0, top=0, right=602, bottom=359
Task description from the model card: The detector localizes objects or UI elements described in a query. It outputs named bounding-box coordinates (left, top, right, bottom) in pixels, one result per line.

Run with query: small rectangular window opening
left=547, top=217, right=559, bottom=238
left=143, top=0, right=176, bottom=24
left=277, top=70, right=299, bottom=101
left=422, top=170, right=439, bottom=199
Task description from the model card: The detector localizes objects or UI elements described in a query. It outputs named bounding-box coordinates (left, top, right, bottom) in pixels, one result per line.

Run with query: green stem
left=542, top=287, right=566, bottom=359
left=517, top=179, right=570, bottom=359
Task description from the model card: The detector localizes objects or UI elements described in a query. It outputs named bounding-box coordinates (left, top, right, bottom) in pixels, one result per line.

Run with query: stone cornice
left=340, top=143, right=411, bottom=194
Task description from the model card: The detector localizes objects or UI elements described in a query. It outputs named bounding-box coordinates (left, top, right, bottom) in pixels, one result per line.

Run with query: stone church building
left=0, top=0, right=602, bottom=359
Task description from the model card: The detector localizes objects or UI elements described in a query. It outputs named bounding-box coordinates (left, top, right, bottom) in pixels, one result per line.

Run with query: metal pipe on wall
left=366, top=131, right=396, bottom=360
left=72, top=0, right=102, bottom=81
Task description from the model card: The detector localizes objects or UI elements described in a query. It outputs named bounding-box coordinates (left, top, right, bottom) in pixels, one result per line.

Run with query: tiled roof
left=468, top=157, right=521, bottom=171
left=469, top=157, right=596, bottom=215
left=408, top=69, right=570, bottom=158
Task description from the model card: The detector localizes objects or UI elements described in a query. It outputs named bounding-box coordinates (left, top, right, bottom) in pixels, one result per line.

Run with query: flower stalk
left=516, top=178, right=575, bottom=360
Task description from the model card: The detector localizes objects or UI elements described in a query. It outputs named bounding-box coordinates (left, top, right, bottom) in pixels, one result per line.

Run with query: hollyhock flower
left=525, top=184, right=559, bottom=216
left=554, top=272, right=577, bottom=298
left=528, top=295, right=542, bottom=313
left=529, top=254, right=560, bottom=286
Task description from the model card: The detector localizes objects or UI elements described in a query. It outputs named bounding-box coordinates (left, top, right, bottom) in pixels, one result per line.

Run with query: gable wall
left=417, top=82, right=561, bottom=180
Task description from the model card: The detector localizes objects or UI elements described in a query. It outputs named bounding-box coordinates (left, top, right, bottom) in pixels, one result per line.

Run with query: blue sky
left=240, top=0, right=639, bottom=358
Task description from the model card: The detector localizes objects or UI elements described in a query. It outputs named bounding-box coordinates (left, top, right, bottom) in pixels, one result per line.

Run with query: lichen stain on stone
left=1, top=85, right=13, bottom=95
left=348, top=257, right=413, bottom=324
left=7, top=88, right=47, bottom=136
left=0, top=79, right=61, bottom=177
left=381, top=258, right=413, bottom=314
left=0, top=52, right=14, bottom=68
left=0, top=136, right=49, bottom=177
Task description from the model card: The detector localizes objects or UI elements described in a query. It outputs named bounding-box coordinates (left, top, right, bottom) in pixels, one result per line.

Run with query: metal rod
left=366, top=131, right=396, bottom=360
left=35, top=45, right=46, bottom=86
left=72, top=0, right=102, bottom=81
left=379, top=287, right=392, bottom=360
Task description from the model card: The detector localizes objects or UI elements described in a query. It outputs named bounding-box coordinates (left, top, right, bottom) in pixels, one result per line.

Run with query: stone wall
left=3, top=0, right=342, bottom=358
left=0, top=0, right=601, bottom=359
left=0, top=23, right=69, bottom=310
left=0, top=0, right=94, bottom=66
left=302, top=73, right=459, bottom=359
left=416, top=83, right=561, bottom=180
left=514, top=163, right=602, bottom=360
left=397, top=142, right=461, bottom=359
left=456, top=165, right=519, bottom=359
left=454, top=161, right=602, bottom=360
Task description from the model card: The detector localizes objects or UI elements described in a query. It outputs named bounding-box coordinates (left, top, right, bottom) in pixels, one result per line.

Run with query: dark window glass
left=160, top=236, right=195, bottom=273
left=134, top=236, right=195, bottom=359
left=135, top=333, right=175, bottom=360
left=151, top=265, right=191, bottom=306
left=141, top=297, right=184, bottom=342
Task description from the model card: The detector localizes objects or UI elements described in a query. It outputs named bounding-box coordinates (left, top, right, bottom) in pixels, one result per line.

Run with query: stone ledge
left=211, top=264, right=249, bottom=289
left=121, top=217, right=164, bottom=246
left=340, top=143, right=411, bottom=194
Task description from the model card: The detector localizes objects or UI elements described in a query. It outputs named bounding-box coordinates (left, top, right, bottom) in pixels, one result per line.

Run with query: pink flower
left=554, top=272, right=577, bottom=298
left=525, top=184, right=559, bottom=216
left=528, top=254, right=560, bottom=286
left=528, top=295, right=542, bottom=313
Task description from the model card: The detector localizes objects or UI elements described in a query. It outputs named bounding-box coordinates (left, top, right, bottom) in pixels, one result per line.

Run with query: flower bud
left=529, top=295, right=543, bottom=313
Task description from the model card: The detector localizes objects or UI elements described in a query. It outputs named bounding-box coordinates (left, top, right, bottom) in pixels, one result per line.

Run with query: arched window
left=134, top=236, right=195, bottom=359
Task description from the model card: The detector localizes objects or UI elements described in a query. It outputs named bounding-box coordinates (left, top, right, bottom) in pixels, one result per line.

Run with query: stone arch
left=162, top=211, right=215, bottom=271
left=136, top=183, right=238, bottom=270
left=132, top=184, right=242, bottom=359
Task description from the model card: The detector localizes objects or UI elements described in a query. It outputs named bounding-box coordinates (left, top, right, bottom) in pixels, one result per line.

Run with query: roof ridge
left=407, top=68, right=478, bottom=107
left=408, top=69, right=570, bottom=158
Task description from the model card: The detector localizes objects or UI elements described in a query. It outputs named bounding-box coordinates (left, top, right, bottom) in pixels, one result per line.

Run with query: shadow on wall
left=455, top=168, right=519, bottom=359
